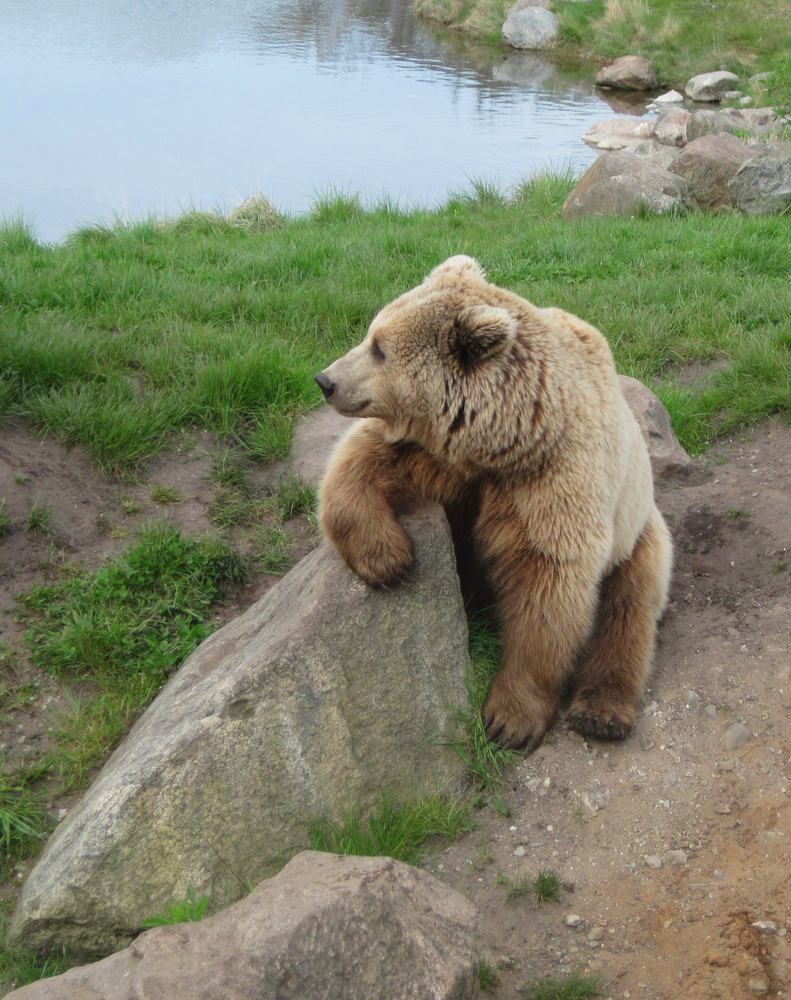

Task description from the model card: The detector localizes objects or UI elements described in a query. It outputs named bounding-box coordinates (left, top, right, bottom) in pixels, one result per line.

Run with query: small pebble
left=666, top=849, right=688, bottom=865
left=644, top=855, right=663, bottom=869
left=704, top=704, right=718, bottom=719
left=685, top=690, right=700, bottom=708
left=514, top=845, right=526, bottom=857
left=751, top=920, right=777, bottom=934
left=748, top=979, right=768, bottom=994
left=778, top=927, right=787, bottom=937
left=565, top=914, right=582, bottom=927
left=587, top=925, right=605, bottom=941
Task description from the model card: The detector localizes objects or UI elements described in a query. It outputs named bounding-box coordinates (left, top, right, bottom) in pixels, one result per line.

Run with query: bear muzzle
left=315, top=371, right=336, bottom=398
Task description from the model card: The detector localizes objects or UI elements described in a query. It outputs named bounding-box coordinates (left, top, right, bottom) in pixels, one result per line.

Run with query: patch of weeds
left=488, top=790, right=512, bottom=817
left=773, top=560, right=788, bottom=573
left=309, top=793, right=476, bottom=867
left=726, top=505, right=751, bottom=519
left=502, top=873, right=534, bottom=905
left=240, top=410, right=295, bottom=465
left=50, top=693, right=133, bottom=791
left=0, top=500, right=10, bottom=538
left=521, top=968, right=603, bottom=1000
left=0, top=916, right=72, bottom=992
left=140, top=885, right=210, bottom=928
left=499, top=868, right=563, bottom=905
left=150, top=485, right=182, bottom=505
left=478, top=955, right=500, bottom=992
left=94, top=512, right=115, bottom=535
left=17, top=521, right=252, bottom=703
left=271, top=475, right=316, bottom=523
left=208, top=485, right=265, bottom=528
left=0, top=763, right=51, bottom=857
left=120, top=494, right=144, bottom=516
left=534, top=867, right=563, bottom=903
left=211, top=452, right=250, bottom=490
left=13, top=476, right=31, bottom=485
left=255, top=524, right=292, bottom=574
left=26, top=499, right=53, bottom=535
left=451, top=620, right=522, bottom=788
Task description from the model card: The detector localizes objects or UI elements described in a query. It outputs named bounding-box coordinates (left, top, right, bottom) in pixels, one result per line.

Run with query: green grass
left=3, top=185, right=791, bottom=468
left=0, top=500, right=10, bottom=538
left=308, top=793, right=476, bottom=867
left=0, top=763, right=51, bottom=858
left=478, top=956, right=500, bottom=992
left=149, top=485, right=181, bottom=505
left=452, top=621, right=524, bottom=789
left=521, top=968, right=603, bottom=1000
left=26, top=500, right=53, bottom=535
left=498, top=867, right=563, bottom=905
left=140, top=886, right=210, bottom=928
left=17, top=521, right=252, bottom=705
left=534, top=867, right=563, bottom=903
left=49, top=694, right=134, bottom=791
left=0, top=915, right=71, bottom=994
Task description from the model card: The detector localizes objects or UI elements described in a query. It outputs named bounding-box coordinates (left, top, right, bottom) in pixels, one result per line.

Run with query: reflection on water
left=0, top=0, right=631, bottom=242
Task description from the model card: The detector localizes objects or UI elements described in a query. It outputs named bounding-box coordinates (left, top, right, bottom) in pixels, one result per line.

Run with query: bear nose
left=315, top=371, right=335, bottom=398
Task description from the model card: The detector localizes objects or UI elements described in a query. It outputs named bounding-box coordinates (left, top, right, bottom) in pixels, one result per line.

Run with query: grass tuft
left=309, top=793, right=476, bottom=867
left=0, top=764, right=51, bottom=857
left=140, top=886, right=210, bottom=928
left=521, top=968, right=603, bottom=1000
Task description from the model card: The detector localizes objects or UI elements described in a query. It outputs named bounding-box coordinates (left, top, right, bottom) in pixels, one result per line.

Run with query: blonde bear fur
left=316, top=256, right=672, bottom=751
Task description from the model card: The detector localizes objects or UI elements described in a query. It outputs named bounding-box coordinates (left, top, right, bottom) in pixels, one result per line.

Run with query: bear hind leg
left=566, top=507, right=672, bottom=740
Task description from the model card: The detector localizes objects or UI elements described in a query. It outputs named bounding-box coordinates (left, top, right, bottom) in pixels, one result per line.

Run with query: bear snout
left=315, top=371, right=335, bottom=398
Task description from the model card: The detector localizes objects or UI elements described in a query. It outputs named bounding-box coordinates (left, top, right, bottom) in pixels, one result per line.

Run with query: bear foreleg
left=319, top=423, right=468, bottom=587
left=566, top=507, right=672, bottom=740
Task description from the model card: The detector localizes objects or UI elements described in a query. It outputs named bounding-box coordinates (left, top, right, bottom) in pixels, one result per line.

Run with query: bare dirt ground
left=1, top=418, right=790, bottom=999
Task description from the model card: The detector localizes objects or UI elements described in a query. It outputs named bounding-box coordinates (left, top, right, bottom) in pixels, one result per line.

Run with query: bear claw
left=565, top=707, right=633, bottom=741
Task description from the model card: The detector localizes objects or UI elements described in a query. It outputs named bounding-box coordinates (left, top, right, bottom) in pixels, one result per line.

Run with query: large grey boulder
left=621, top=138, right=680, bottom=171
left=685, top=71, right=739, bottom=102
left=502, top=7, right=559, bottom=49
left=686, top=108, right=745, bottom=142
left=670, top=133, right=760, bottom=210
left=562, top=151, right=694, bottom=219
left=6, top=852, right=479, bottom=1000
left=617, top=376, right=692, bottom=477
left=595, top=56, right=658, bottom=91
left=10, top=508, right=470, bottom=958
left=729, top=144, right=791, bottom=215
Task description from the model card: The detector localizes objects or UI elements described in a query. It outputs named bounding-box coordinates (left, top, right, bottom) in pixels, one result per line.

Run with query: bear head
left=316, top=256, right=539, bottom=468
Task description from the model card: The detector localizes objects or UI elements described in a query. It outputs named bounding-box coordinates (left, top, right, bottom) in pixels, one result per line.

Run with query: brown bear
left=315, top=255, right=672, bottom=752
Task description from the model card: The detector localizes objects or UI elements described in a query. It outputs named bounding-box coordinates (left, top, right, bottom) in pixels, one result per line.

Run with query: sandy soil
left=1, top=418, right=790, bottom=999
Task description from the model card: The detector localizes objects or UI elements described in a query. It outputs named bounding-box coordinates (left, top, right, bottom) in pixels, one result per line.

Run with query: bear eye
left=371, top=339, right=386, bottom=363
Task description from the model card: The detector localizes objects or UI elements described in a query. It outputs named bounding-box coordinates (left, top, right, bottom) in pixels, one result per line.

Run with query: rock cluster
left=566, top=102, right=790, bottom=218
left=5, top=853, right=479, bottom=1000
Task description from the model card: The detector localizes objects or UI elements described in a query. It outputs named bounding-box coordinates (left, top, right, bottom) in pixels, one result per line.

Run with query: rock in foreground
left=7, top=852, right=479, bottom=1000
left=10, top=508, right=470, bottom=958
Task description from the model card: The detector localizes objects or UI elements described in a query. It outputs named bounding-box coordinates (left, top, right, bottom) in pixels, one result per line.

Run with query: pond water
left=1, top=0, right=641, bottom=243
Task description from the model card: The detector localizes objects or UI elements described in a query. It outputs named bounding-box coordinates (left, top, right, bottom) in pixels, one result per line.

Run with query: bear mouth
left=333, top=399, right=371, bottom=416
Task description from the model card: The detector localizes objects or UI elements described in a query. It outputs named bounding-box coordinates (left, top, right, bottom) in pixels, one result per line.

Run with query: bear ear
left=427, top=255, right=486, bottom=284
left=451, top=304, right=518, bottom=366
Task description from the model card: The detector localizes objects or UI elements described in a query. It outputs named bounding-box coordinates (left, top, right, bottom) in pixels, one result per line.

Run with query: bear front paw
left=481, top=686, right=554, bottom=753
left=344, top=525, right=415, bottom=588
